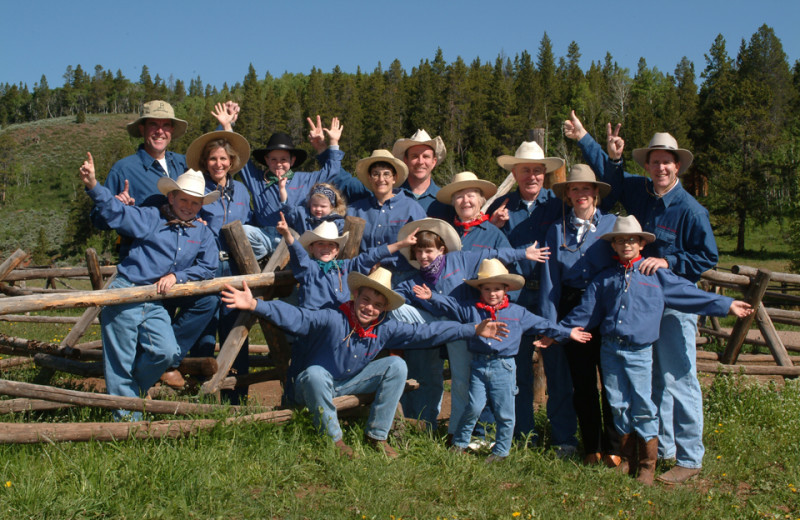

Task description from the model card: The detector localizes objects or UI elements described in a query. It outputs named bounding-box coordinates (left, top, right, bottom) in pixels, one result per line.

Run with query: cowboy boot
left=636, top=435, right=658, bottom=486
left=616, top=433, right=635, bottom=476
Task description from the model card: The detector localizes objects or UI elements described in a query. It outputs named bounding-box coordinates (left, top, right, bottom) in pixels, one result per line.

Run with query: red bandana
left=613, top=254, right=642, bottom=268
left=339, top=301, right=378, bottom=339
left=454, top=213, right=490, bottom=235
left=475, top=295, right=510, bottom=321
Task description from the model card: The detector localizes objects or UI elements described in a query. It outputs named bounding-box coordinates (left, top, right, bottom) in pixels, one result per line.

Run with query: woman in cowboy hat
left=79, top=154, right=219, bottom=420
left=221, top=269, right=508, bottom=458
left=436, top=171, right=511, bottom=251
left=414, top=258, right=589, bottom=461
left=391, top=218, right=549, bottom=435
left=540, top=164, right=621, bottom=467
left=175, top=129, right=253, bottom=401
left=348, top=150, right=427, bottom=270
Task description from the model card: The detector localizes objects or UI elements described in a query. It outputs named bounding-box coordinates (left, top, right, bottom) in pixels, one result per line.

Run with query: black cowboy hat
left=252, top=132, right=308, bottom=168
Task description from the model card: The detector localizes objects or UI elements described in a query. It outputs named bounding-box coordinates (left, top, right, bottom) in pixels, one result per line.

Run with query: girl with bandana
left=279, top=182, right=347, bottom=234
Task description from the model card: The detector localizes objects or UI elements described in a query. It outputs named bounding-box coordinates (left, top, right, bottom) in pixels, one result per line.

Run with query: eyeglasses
left=612, top=237, right=640, bottom=245
left=369, top=171, right=395, bottom=180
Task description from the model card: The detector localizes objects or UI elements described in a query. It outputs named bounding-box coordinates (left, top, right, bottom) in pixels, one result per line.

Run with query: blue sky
left=2, top=0, right=798, bottom=90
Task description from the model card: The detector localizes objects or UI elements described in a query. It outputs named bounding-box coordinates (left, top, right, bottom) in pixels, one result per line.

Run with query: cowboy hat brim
left=347, top=271, right=405, bottom=311
left=185, top=131, right=251, bottom=176
left=397, top=218, right=462, bottom=269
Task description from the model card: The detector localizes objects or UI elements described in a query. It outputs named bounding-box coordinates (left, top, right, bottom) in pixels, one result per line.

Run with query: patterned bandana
left=454, top=213, right=490, bottom=235
left=339, top=301, right=378, bottom=339
left=419, top=253, right=447, bottom=286
left=475, top=295, right=510, bottom=321
left=316, top=259, right=343, bottom=274
left=613, top=254, right=642, bottom=268
left=160, top=203, right=196, bottom=228
left=263, top=169, right=295, bottom=188
left=311, top=184, right=337, bottom=206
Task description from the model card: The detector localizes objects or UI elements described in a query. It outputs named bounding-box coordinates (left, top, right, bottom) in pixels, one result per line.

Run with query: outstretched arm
left=79, top=152, right=98, bottom=190
left=221, top=281, right=258, bottom=311
left=729, top=300, right=754, bottom=318
left=474, top=319, right=509, bottom=342
left=276, top=212, right=295, bottom=246
left=387, top=227, right=418, bottom=255
left=211, top=101, right=239, bottom=131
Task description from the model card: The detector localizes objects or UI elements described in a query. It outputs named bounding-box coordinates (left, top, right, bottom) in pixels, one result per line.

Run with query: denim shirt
left=561, top=258, right=733, bottom=346
left=281, top=203, right=345, bottom=235
left=577, top=134, right=719, bottom=283
left=87, top=183, right=218, bottom=285
left=199, top=178, right=253, bottom=254
left=253, top=300, right=475, bottom=380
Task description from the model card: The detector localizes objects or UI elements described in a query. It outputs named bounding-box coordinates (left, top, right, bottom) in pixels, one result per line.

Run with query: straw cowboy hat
left=599, top=215, right=655, bottom=244
left=436, top=171, right=498, bottom=205
left=252, top=132, right=308, bottom=167
left=391, top=129, right=447, bottom=163
left=347, top=267, right=405, bottom=311
left=127, top=100, right=188, bottom=139
left=355, top=150, right=409, bottom=189
left=157, top=169, right=220, bottom=205
left=397, top=218, right=462, bottom=268
left=298, top=221, right=349, bottom=252
left=185, top=131, right=251, bottom=176
left=632, top=133, right=694, bottom=175
left=496, top=141, right=564, bottom=173
left=465, top=258, right=525, bottom=291
left=551, top=164, right=611, bottom=200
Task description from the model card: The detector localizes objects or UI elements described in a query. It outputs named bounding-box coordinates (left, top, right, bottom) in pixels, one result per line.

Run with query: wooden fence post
left=720, top=269, right=771, bottom=365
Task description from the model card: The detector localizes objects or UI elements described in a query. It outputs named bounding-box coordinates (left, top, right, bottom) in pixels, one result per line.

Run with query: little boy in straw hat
left=538, top=215, right=753, bottom=485
left=79, top=153, right=219, bottom=420
left=221, top=268, right=508, bottom=459
left=413, top=258, right=591, bottom=462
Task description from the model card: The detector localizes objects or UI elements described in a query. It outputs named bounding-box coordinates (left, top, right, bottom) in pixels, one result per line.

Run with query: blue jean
left=243, top=224, right=280, bottom=260
left=600, top=336, right=658, bottom=442
left=390, top=304, right=443, bottom=429
left=653, top=307, right=703, bottom=468
left=295, top=356, right=408, bottom=441
left=101, top=277, right=180, bottom=420
left=164, top=292, right=218, bottom=365
left=453, top=354, right=516, bottom=457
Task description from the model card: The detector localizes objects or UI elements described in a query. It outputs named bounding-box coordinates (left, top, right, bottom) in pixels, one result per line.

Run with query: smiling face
left=645, top=150, right=680, bottom=194
left=167, top=191, right=204, bottom=221
left=368, top=165, right=397, bottom=200
left=404, top=145, right=437, bottom=185
left=308, top=240, right=340, bottom=262
left=414, top=245, right=446, bottom=269
left=266, top=150, right=294, bottom=177
left=353, top=287, right=388, bottom=326
left=205, top=146, right=231, bottom=185
left=453, top=188, right=483, bottom=221
left=309, top=194, right=333, bottom=218
left=565, top=182, right=598, bottom=212
left=479, top=282, right=507, bottom=307
left=610, top=235, right=645, bottom=263
left=512, top=163, right=547, bottom=200
left=139, top=118, right=173, bottom=159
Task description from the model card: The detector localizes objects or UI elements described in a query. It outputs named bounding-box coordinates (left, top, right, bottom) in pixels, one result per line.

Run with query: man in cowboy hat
left=390, top=129, right=453, bottom=219
left=88, top=100, right=217, bottom=390
left=79, top=154, right=218, bottom=419
left=563, top=110, right=719, bottom=484
left=486, top=141, right=580, bottom=456
left=221, top=268, right=508, bottom=458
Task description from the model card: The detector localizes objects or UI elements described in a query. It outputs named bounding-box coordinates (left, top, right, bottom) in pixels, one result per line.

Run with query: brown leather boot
left=365, top=435, right=399, bottom=459
left=636, top=436, right=658, bottom=486
left=334, top=439, right=357, bottom=459
left=617, top=433, right=635, bottom=475
left=159, top=369, right=186, bottom=389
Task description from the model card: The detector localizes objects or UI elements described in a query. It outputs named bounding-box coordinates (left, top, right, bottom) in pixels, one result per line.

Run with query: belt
left=219, top=251, right=230, bottom=262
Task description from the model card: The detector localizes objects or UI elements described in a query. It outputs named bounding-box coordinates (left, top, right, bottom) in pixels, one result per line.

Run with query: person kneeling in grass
left=413, top=259, right=591, bottom=462
left=537, top=216, right=753, bottom=485
left=220, top=268, right=508, bottom=459
left=79, top=153, right=219, bottom=420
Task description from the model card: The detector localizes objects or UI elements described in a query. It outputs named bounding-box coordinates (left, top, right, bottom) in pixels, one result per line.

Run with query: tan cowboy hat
left=127, top=100, right=188, bottom=139
left=391, top=129, right=447, bottom=163
left=599, top=215, right=655, bottom=244
left=465, top=258, right=524, bottom=291
left=355, top=150, right=409, bottom=189
left=185, top=131, right=251, bottom=176
left=347, top=267, right=405, bottom=311
left=157, top=169, right=220, bottom=205
left=298, top=221, right=349, bottom=252
left=551, top=164, right=611, bottom=200
left=436, top=171, right=498, bottom=205
left=632, top=132, right=694, bottom=175
left=496, top=141, right=564, bottom=173
left=397, top=218, right=462, bottom=268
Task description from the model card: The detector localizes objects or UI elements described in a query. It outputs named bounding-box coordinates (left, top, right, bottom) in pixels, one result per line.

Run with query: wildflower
left=4, top=481, right=10, bottom=488
left=512, top=513, right=521, bottom=518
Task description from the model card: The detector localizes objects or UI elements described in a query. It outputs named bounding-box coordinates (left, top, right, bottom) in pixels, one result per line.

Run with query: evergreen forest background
left=1, top=26, right=798, bottom=265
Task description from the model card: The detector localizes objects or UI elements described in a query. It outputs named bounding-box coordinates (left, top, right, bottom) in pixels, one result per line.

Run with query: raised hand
left=221, top=281, right=257, bottom=311
left=323, top=117, right=343, bottom=146
left=525, top=241, right=551, bottom=263
left=211, top=102, right=236, bottom=131
left=307, top=115, right=326, bottom=152
left=224, top=100, right=240, bottom=124
left=563, top=110, right=587, bottom=141
left=276, top=211, right=294, bottom=245
left=607, top=122, right=624, bottom=160
left=412, top=283, right=432, bottom=300
left=79, top=152, right=97, bottom=189
left=115, top=179, right=135, bottom=206
left=475, top=319, right=510, bottom=341
left=490, top=199, right=509, bottom=228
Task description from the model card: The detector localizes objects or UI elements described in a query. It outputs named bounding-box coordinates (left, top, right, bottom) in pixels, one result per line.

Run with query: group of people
left=78, top=99, right=752, bottom=486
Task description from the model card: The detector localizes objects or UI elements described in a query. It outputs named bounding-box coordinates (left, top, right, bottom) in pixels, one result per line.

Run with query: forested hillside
left=1, top=26, right=798, bottom=262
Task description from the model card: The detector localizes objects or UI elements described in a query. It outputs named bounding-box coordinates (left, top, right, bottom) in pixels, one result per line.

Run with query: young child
left=79, top=153, right=219, bottom=420
left=280, top=182, right=347, bottom=234
left=539, top=215, right=753, bottom=484
left=413, top=258, right=590, bottom=461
